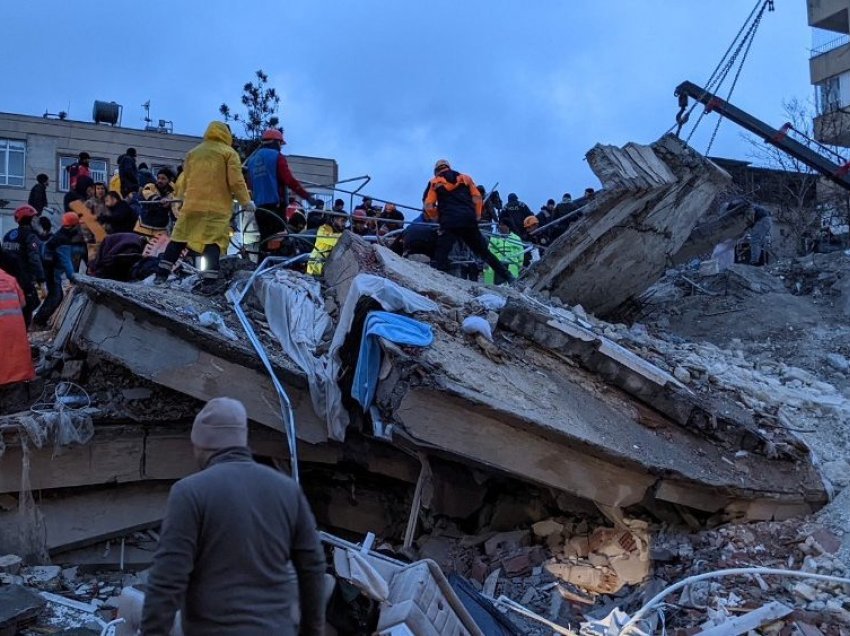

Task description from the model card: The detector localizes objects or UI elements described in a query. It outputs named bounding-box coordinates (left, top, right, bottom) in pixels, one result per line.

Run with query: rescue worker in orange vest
left=423, top=159, right=515, bottom=283
left=0, top=266, right=36, bottom=386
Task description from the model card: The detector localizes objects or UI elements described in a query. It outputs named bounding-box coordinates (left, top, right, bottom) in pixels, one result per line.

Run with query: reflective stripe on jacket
left=423, top=170, right=482, bottom=229
left=0, top=270, right=35, bottom=385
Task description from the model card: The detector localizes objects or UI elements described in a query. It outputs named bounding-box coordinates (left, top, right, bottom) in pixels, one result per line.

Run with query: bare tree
left=744, top=98, right=849, bottom=254
left=219, top=69, right=281, bottom=156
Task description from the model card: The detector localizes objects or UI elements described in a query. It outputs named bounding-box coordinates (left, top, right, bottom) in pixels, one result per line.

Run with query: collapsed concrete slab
left=52, top=277, right=328, bottom=445
left=324, top=238, right=826, bottom=520
left=3, top=234, right=826, bottom=561
left=524, top=135, right=731, bottom=316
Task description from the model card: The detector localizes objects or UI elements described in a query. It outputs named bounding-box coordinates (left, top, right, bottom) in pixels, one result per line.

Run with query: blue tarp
left=351, top=310, right=433, bottom=410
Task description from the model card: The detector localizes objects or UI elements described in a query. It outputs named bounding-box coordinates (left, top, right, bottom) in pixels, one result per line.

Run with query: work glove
left=244, top=201, right=257, bottom=213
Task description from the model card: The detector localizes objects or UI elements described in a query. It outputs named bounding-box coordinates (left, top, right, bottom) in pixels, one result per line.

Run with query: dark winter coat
left=28, top=183, right=48, bottom=213
left=118, top=154, right=139, bottom=196
left=100, top=200, right=138, bottom=235
left=141, top=447, right=326, bottom=636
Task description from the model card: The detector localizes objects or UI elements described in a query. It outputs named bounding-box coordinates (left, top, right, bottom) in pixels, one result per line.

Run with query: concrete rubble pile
left=524, top=134, right=733, bottom=317
left=1, top=137, right=849, bottom=634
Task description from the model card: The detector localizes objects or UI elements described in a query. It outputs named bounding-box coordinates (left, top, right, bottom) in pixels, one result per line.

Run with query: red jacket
left=276, top=155, right=310, bottom=201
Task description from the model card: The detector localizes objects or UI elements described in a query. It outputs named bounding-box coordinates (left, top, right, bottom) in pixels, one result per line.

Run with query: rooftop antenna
left=142, top=100, right=152, bottom=127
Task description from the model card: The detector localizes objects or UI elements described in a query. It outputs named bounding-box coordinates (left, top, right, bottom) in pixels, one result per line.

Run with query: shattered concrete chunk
left=525, top=135, right=731, bottom=316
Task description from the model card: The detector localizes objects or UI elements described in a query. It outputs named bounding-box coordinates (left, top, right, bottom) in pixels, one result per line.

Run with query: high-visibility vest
left=307, top=225, right=341, bottom=276
left=0, top=269, right=35, bottom=385
left=484, top=233, right=524, bottom=284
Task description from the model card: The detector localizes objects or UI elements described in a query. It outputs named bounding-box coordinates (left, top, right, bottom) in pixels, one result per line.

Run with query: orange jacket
left=423, top=170, right=482, bottom=228
left=0, top=268, right=35, bottom=386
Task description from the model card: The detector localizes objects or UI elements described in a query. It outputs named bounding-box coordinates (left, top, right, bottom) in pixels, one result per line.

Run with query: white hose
left=619, top=567, right=850, bottom=635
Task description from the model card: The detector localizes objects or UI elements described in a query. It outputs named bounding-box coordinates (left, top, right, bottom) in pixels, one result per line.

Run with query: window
left=58, top=156, right=108, bottom=191
left=0, top=139, right=26, bottom=187
left=817, top=76, right=841, bottom=115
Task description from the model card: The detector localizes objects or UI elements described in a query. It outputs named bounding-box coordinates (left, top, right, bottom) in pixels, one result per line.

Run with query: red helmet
left=13, top=205, right=38, bottom=223
left=62, top=212, right=81, bottom=228
left=261, top=128, right=285, bottom=143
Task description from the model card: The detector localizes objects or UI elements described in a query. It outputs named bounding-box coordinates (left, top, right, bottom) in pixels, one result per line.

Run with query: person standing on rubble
left=246, top=128, right=317, bottom=257
left=748, top=204, right=773, bottom=266
left=500, top=193, right=533, bottom=236
left=141, top=397, right=326, bottom=636
left=154, top=121, right=254, bottom=294
left=32, top=213, right=86, bottom=328
left=307, top=210, right=347, bottom=275
left=484, top=219, right=524, bottom=284
left=424, top=159, right=516, bottom=283
left=2, top=205, right=45, bottom=326
left=0, top=266, right=36, bottom=386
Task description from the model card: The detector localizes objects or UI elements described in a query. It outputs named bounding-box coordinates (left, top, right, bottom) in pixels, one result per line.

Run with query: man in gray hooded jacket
left=141, top=397, right=326, bottom=635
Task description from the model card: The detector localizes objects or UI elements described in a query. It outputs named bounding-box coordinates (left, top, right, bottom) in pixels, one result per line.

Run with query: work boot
left=195, top=275, right=228, bottom=297
left=154, top=260, right=173, bottom=286
left=153, top=272, right=169, bottom=286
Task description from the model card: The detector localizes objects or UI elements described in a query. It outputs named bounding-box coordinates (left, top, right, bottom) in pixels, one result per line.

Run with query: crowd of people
left=1, top=119, right=599, bottom=351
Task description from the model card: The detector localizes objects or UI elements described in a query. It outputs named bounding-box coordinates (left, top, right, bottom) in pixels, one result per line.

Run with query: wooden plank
left=695, top=601, right=792, bottom=635
left=69, top=199, right=106, bottom=243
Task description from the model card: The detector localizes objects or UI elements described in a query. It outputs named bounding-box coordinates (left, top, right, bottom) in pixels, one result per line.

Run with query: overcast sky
left=4, top=1, right=813, bottom=213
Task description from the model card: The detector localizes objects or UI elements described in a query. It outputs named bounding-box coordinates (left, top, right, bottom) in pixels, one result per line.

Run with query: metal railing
left=226, top=254, right=309, bottom=484
left=810, top=33, right=850, bottom=58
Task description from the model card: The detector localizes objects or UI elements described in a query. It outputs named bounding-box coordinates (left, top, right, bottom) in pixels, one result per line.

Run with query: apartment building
left=0, top=110, right=338, bottom=235
left=808, top=0, right=850, bottom=145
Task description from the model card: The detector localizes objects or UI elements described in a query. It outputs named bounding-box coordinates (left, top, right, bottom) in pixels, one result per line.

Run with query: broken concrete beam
left=0, top=420, right=421, bottom=495
left=366, top=247, right=825, bottom=516
left=0, top=585, right=45, bottom=631
left=56, top=280, right=327, bottom=444
left=524, top=135, right=731, bottom=316
left=498, top=297, right=777, bottom=451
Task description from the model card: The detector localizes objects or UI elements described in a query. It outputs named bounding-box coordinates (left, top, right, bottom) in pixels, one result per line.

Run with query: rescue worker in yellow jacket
left=154, top=122, right=254, bottom=293
left=307, top=211, right=347, bottom=276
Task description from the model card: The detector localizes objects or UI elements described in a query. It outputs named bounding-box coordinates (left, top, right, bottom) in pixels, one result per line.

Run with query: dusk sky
left=4, top=1, right=813, bottom=213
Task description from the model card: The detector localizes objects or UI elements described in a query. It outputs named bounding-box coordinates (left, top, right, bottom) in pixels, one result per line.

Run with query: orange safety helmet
left=62, top=212, right=81, bottom=228
left=13, top=205, right=38, bottom=223
left=261, top=128, right=286, bottom=144
left=523, top=215, right=540, bottom=229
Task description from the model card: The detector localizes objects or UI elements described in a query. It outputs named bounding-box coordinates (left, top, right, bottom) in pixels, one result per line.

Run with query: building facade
left=0, top=111, right=338, bottom=235
left=808, top=0, right=850, bottom=145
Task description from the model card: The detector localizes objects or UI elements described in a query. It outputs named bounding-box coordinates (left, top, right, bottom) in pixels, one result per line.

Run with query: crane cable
left=676, top=0, right=775, bottom=151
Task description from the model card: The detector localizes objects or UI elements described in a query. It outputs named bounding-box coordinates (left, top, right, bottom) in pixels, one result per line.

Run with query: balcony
left=810, top=39, right=850, bottom=84
left=814, top=109, right=850, bottom=146
left=808, top=0, right=850, bottom=33
left=811, top=33, right=850, bottom=57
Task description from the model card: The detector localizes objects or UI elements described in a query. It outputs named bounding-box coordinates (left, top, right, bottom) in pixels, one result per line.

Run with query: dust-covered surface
left=635, top=252, right=850, bottom=560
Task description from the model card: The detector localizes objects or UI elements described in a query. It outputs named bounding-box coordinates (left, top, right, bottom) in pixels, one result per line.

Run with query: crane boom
left=674, top=80, right=850, bottom=191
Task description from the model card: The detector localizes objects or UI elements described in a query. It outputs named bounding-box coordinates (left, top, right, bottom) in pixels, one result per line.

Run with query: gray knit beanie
left=191, top=397, right=248, bottom=449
